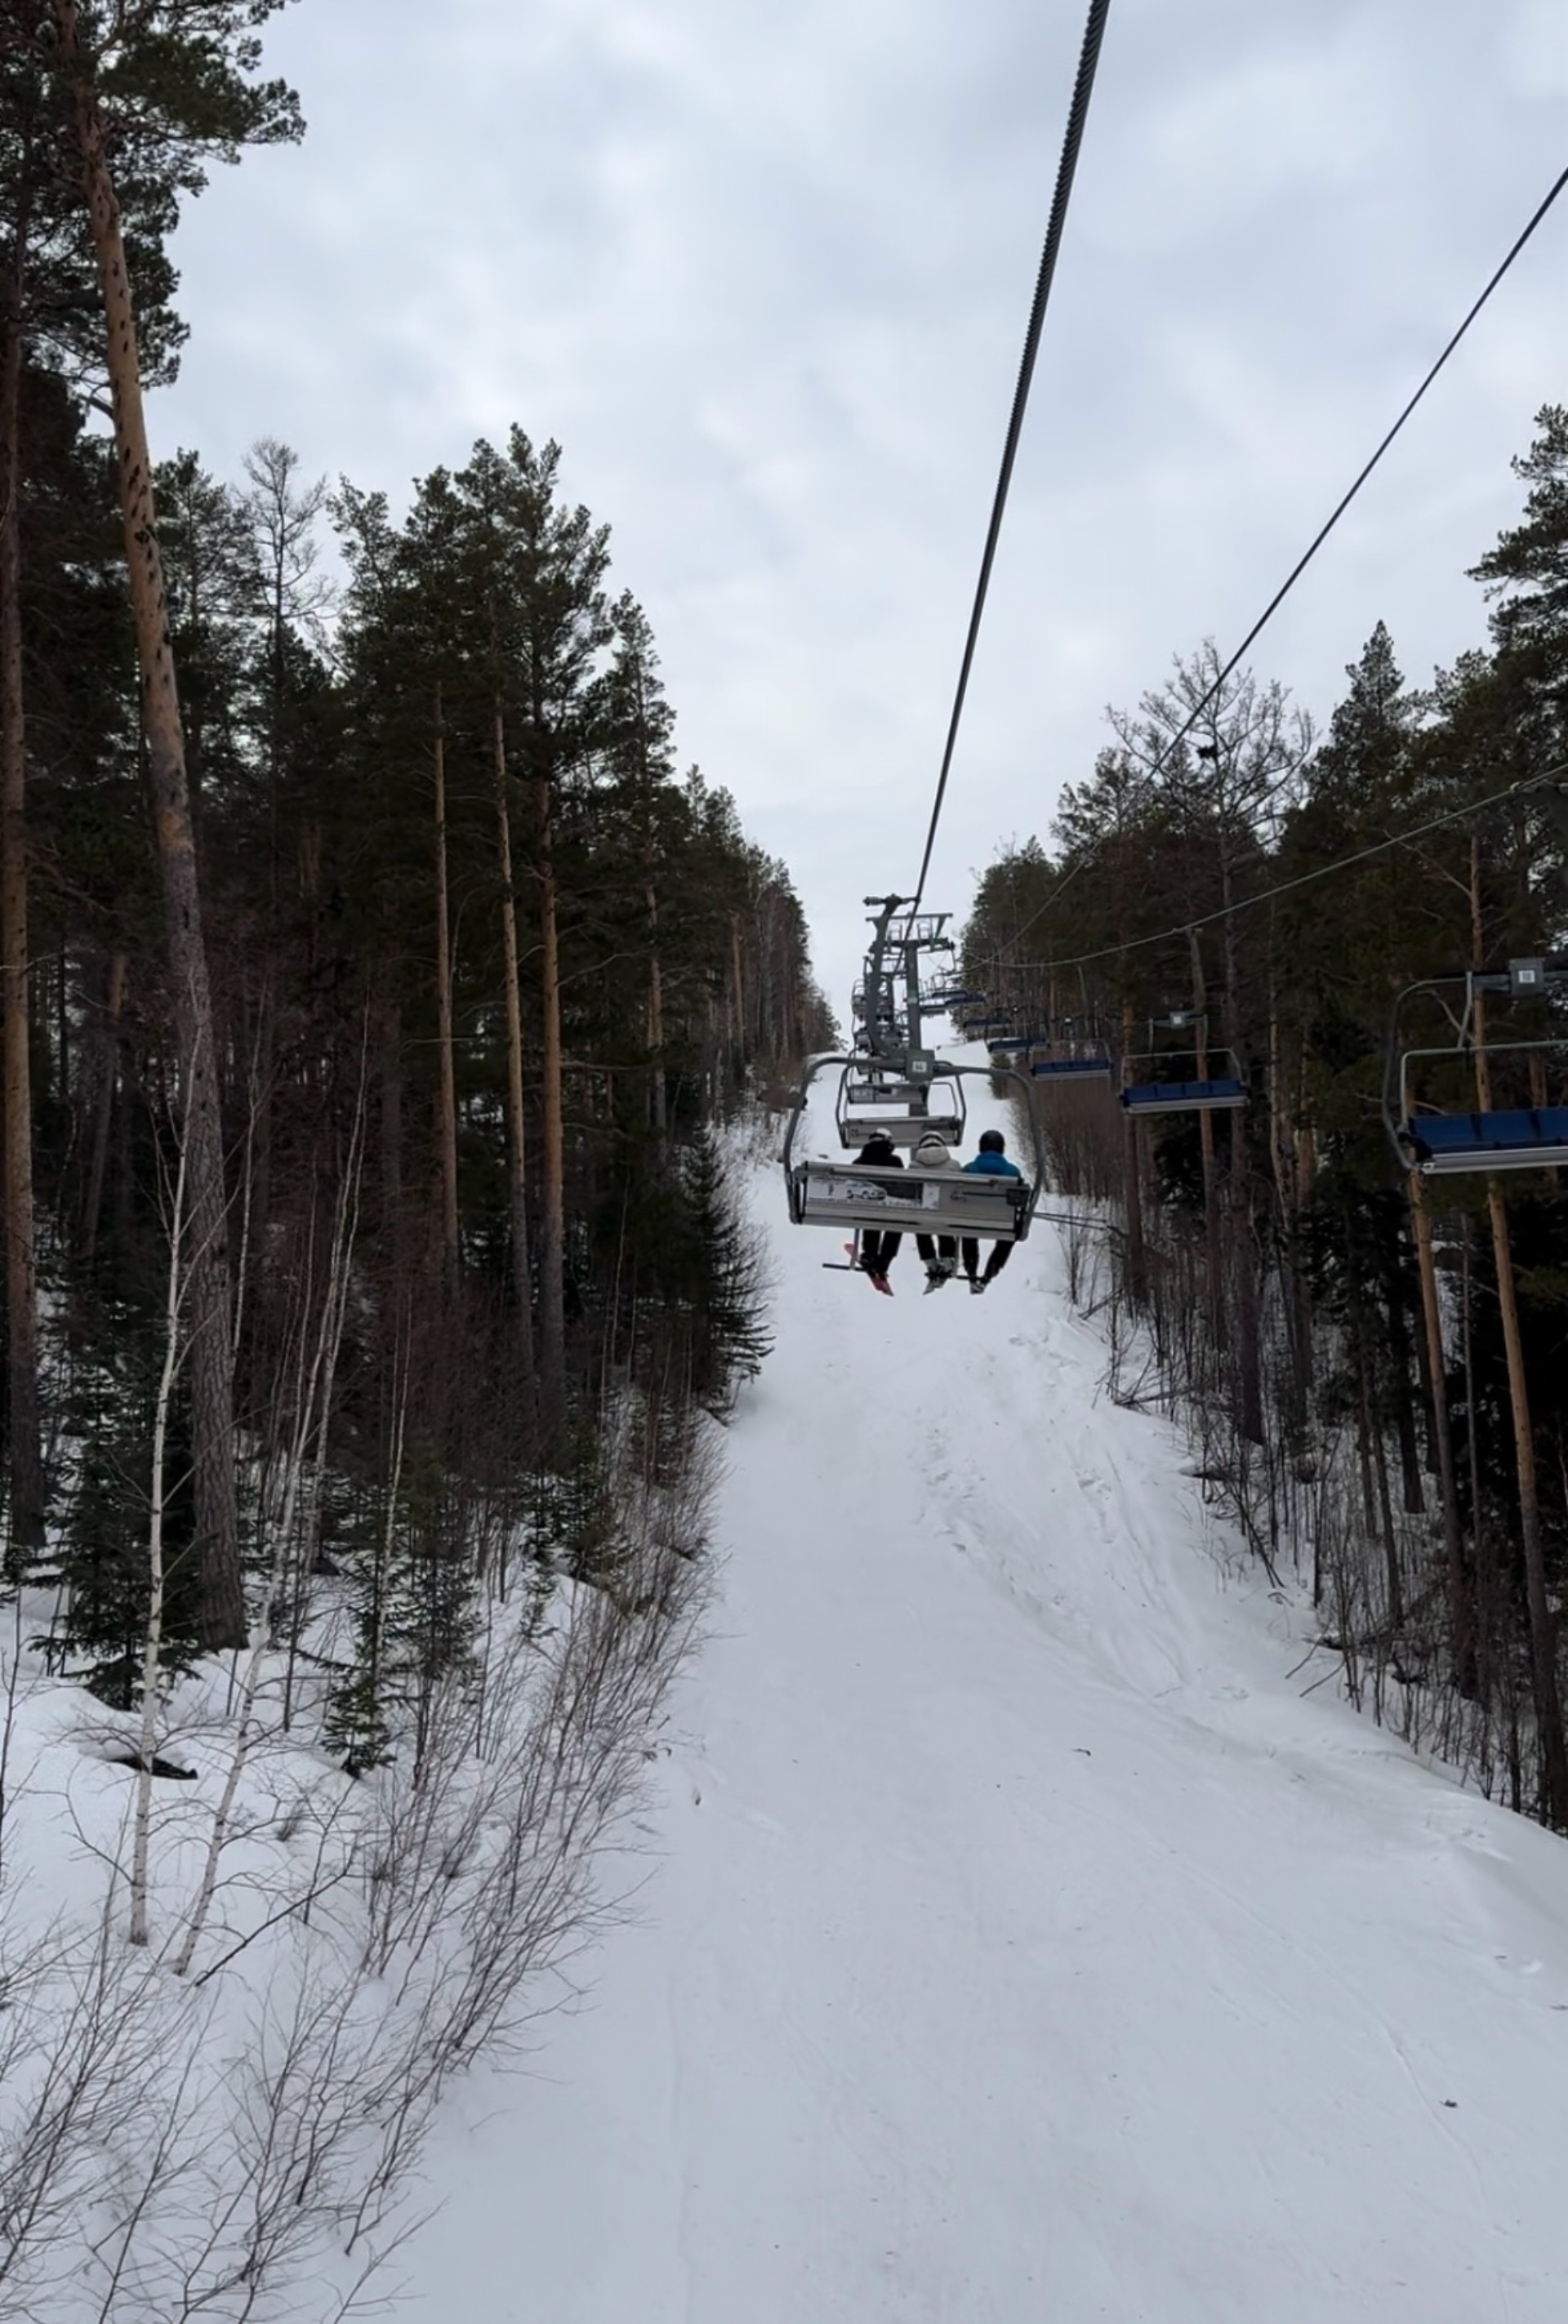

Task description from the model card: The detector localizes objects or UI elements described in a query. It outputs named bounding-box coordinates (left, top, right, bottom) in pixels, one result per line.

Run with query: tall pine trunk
left=82, top=951, right=127, bottom=1266
left=1188, top=937, right=1225, bottom=1356
left=490, top=699, right=537, bottom=1427
left=533, top=769, right=565, bottom=1427
left=377, top=983, right=403, bottom=1235
left=430, top=686, right=459, bottom=1269
left=1118, top=992, right=1147, bottom=1304
left=58, top=3, right=243, bottom=1645
left=1472, top=992, right=1568, bottom=1822
left=0, top=267, right=44, bottom=1555
left=1467, top=831, right=1567, bottom=1819
left=645, top=878, right=666, bottom=1138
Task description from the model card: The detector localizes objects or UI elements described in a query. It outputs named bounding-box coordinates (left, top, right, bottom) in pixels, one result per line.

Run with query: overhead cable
left=907, top=0, right=1113, bottom=917
left=1004, top=158, right=1568, bottom=959
left=1009, top=765, right=1565, bottom=977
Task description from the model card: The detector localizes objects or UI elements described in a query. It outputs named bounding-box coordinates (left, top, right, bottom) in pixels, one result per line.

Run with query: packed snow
left=405, top=1057, right=1568, bottom=2321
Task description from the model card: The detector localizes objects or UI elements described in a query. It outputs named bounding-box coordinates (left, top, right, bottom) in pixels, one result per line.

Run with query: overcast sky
left=153, top=0, right=1568, bottom=1013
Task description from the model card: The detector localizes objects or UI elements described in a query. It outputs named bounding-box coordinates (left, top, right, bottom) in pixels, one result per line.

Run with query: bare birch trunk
left=58, top=2, right=243, bottom=1646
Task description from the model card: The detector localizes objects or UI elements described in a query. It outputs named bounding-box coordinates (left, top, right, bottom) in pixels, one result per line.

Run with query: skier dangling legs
left=910, top=1129, right=961, bottom=1291
left=960, top=1129, right=1022, bottom=1293
left=852, top=1132, right=904, bottom=1293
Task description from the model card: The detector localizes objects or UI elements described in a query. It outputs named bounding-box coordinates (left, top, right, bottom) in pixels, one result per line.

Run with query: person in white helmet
left=910, top=1129, right=961, bottom=1291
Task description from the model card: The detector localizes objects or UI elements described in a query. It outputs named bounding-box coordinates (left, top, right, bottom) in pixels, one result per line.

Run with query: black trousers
left=961, top=1238, right=1012, bottom=1284
left=916, top=1234, right=958, bottom=1267
left=862, top=1231, right=902, bottom=1273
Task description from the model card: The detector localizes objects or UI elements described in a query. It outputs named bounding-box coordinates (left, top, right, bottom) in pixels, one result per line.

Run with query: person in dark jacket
left=853, top=1132, right=903, bottom=1289
left=960, top=1128, right=1022, bottom=1292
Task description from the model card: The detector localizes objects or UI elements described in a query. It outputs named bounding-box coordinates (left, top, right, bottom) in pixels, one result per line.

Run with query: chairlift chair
left=836, top=1062, right=965, bottom=1151
left=1386, top=960, right=1568, bottom=1174
left=1119, top=1013, right=1246, bottom=1115
left=1027, top=1013, right=1115, bottom=1083
left=783, top=1055, right=1044, bottom=1246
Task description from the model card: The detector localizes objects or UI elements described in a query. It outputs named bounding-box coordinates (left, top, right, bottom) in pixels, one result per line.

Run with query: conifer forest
left=964, top=480, right=1568, bottom=1826
left=5, top=0, right=1568, bottom=2318
left=0, top=7, right=830, bottom=2309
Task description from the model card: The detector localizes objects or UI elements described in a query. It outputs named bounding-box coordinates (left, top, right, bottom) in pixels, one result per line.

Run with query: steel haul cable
left=1003, top=160, right=1568, bottom=961
left=1010, top=765, right=1568, bottom=978
left=907, top=0, right=1112, bottom=919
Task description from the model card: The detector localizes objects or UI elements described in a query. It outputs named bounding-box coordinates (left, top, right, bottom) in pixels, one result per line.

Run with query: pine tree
left=44, top=0, right=302, bottom=1645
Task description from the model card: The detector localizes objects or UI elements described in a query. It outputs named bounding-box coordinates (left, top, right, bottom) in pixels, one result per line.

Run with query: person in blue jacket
left=960, top=1128, right=1022, bottom=1293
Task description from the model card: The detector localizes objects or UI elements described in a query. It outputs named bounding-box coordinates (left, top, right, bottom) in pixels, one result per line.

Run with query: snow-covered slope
left=407, top=1058, right=1568, bottom=2323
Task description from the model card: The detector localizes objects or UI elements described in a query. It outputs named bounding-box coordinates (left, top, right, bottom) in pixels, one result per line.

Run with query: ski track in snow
left=405, top=1061, right=1568, bottom=2323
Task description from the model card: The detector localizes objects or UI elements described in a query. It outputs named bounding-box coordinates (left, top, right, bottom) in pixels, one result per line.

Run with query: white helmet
left=914, top=1133, right=951, bottom=1164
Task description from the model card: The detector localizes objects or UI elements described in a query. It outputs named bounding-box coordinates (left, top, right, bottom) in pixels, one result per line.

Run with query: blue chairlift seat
left=1031, top=1054, right=1113, bottom=1082
left=1402, top=1106, right=1568, bottom=1174
left=987, top=1035, right=1035, bottom=1055
left=1120, top=1076, right=1247, bottom=1115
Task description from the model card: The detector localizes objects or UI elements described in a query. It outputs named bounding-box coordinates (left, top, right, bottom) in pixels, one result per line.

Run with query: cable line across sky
left=996, top=766, right=1568, bottom=981
left=999, top=158, right=1568, bottom=965
left=906, top=0, right=1113, bottom=919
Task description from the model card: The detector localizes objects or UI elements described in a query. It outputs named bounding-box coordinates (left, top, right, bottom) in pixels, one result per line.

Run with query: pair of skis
left=845, top=1242, right=893, bottom=1294
left=842, top=1244, right=982, bottom=1298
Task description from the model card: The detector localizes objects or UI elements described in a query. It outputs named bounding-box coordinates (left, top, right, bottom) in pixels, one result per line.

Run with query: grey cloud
left=153, top=0, right=1568, bottom=1009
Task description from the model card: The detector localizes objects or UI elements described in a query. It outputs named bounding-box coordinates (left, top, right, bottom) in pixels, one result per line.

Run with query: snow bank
left=401, top=1060, right=1568, bottom=2323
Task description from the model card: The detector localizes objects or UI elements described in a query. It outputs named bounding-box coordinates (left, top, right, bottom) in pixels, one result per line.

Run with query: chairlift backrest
left=790, top=1158, right=1031, bottom=1241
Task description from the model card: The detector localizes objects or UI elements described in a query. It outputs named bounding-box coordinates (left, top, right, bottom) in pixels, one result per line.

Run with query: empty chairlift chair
left=1029, top=1016, right=1114, bottom=1084
left=1387, top=959, right=1568, bottom=1175
left=836, top=1062, right=965, bottom=1151
left=1119, top=1013, right=1246, bottom=1115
